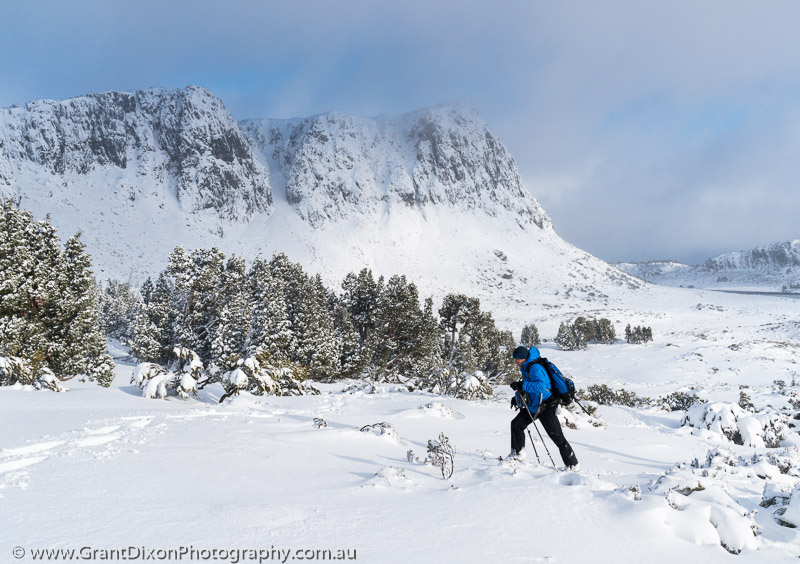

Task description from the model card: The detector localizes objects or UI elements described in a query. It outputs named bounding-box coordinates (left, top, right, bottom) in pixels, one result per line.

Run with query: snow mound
left=417, top=401, right=458, bottom=419
left=682, top=402, right=790, bottom=447
left=363, top=467, right=415, bottom=490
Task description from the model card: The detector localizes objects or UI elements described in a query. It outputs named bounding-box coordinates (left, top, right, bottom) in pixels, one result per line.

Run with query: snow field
left=2, top=289, right=800, bottom=562
left=2, top=362, right=798, bottom=562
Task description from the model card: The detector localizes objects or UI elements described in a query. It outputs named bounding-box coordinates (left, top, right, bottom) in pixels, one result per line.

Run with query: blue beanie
left=512, top=346, right=528, bottom=359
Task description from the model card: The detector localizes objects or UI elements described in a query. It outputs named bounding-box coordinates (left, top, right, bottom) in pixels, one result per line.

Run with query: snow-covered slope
left=618, top=240, right=800, bottom=292
left=0, top=87, right=645, bottom=318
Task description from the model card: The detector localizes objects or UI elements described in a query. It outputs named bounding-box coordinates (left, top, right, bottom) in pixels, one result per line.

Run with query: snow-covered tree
left=556, top=321, right=578, bottom=350
left=593, top=318, right=616, bottom=344
left=97, top=279, right=141, bottom=343
left=373, top=275, right=425, bottom=376
left=0, top=200, right=113, bottom=387
left=294, top=276, right=342, bottom=380
left=438, top=293, right=482, bottom=370
left=210, top=256, right=251, bottom=370
left=520, top=323, right=540, bottom=347
left=248, top=258, right=296, bottom=361
left=168, top=246, right=226, bottom=361
left=54, top=234, right=114, bottom=385
left=130, top=272, right=178, bottom=364
left=341, top=268, right=383, bottom=345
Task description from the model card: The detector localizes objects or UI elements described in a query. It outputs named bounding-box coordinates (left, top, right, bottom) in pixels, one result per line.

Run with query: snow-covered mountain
left=0, top=86, right=272, bottom=220
left=240, top=104, right=550, bottom=230
left=617, top=240, right=800, bottom=292
left=0, top=86, right=644, bottom=320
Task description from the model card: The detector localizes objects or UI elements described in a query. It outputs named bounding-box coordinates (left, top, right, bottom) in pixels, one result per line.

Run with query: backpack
left=531, top=357, right=576, bottom=406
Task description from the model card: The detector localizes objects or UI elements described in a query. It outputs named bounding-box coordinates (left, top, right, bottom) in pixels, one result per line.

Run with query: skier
left=507, top=346, right=579, bottom=469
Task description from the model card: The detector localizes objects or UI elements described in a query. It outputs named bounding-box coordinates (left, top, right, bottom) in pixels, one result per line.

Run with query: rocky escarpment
left=241, top=103, right=551, bottom=229
left=0, top=86, right=272, bottom=220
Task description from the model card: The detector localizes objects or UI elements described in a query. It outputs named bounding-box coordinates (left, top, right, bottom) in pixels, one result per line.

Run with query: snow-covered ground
left=2, top=288, right=800, bottom=563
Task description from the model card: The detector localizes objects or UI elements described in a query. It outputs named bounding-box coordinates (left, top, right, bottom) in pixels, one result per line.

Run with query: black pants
left=511, top=402, right=578, bottom=467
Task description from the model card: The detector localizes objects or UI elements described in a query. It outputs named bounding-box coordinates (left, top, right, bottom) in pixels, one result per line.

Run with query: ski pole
left=532, top=421, right=555, bottom=466
left=520, top=395, right=555, bottom=466
left=525, top=427, right=541, bottom=463
left=574, top=399, right=594, bottom=417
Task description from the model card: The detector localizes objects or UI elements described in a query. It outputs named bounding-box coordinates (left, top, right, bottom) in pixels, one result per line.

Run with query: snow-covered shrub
left=738, top=390, right=755, bottom=411
left=132, top=362, right=172, bottom=399
left=428, top=368, right=493, bottom=401
left=777, top=483, right=800, bottom=528
left=0, top=355, right=35, bottom=386
left=418, top=401, right=456, bottom=418
left=656, top=391, right=702, bottom=412
left=131, top=347, right=202, bottom=399
left=217, top=354, right=319, bottom=403
left=341, top=380, right=378, bottom=394
left=560, top=403, right=605, bottom=429
left=664, top=485, right=758, bottom=554
left=172, top=347, right=201, bottom=398
left=581, top=384, right=649, bottom=407
left=426, top=432, right=455, bottom=479
left=1, top=356, right=68, bottom=392
left=33, top=368, right=66, bottom=392
left=360, top=422, right=398, bottom=439
left=683, top=402, right=789, bottom=447
left=651, top=457, right=759, bottom=555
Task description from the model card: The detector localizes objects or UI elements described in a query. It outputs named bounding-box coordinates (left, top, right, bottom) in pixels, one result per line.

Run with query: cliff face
left=0, top=86, right=272, bottom=220
left=241, top=103, right=551, bottom=229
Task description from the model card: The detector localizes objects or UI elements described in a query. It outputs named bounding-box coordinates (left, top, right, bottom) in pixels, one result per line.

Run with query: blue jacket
left=515, top=347, right=552, bottom=416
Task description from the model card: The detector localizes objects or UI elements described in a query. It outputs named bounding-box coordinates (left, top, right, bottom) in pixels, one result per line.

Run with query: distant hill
left=616, top=240, right=800, bottom=292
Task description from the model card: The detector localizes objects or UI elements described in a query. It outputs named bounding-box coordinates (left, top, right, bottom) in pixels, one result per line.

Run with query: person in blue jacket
left=508, top=346, right=579, bottom=468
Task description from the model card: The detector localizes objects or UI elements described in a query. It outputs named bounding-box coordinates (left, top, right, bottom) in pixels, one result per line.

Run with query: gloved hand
left=510, top=397, right=517, bottom=409
left=509, top=381, right=522, bottom=392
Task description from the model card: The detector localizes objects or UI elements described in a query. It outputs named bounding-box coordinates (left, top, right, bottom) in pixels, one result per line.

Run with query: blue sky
left=2, top=0, right=799, bottom=264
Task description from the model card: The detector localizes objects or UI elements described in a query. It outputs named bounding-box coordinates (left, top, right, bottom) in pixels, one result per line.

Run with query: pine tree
left=341, top=268, right=383, bottom=346
left=269, top=252, right=309, bottom=331
left=247, top=258, right=295, bottom=361
left=0, top=200, right=45, bottom=364
left=556, top=321, right=578, bottom=351
left=409, top=297, right=446, bottom=381
left=167, top=246, right=226, bottom=362
left=0, top=201, right=112, bottom=386
left=332, top=301, right=367, bottom=378
left=294, top=276, right=341, bottom=380
left=372, top=275, right=422, bottom=375
left=593, top=318, right=616, bottom=344
left=520, top=323, right=540, bottom=347
left=438, top=293, right=481, bottom=370
left=97, top=279, right=140, bottom=343
left=210, top=256, right=251, bottom=370
left=573, top=316, right=595, bottom=345
left=139, top=277, right=154, bottom=305
left=54, top=234, right=114, bottom=386
left=130, top=272, right=177, bottom=364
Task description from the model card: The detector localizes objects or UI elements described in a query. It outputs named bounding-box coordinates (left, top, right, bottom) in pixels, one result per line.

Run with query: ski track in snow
left=0, top=415, right=158, bottom=488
